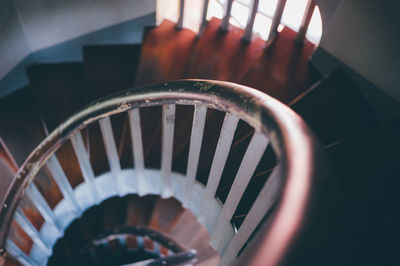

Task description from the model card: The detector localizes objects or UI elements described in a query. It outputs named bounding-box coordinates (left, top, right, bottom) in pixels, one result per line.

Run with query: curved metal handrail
left=78, top=225, right=197, bottom=266
left=0, top=80, right=324, bottom=265
left=87, top=225, right=190, bottom=254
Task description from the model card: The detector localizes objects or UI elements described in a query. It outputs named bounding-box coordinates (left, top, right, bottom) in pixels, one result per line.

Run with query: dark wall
left=315, top=0, right=400, bottom=103
left=0, top=0, right=31, bottom=81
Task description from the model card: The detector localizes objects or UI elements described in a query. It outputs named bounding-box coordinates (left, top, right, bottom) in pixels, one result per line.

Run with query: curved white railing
left=0, top=80, right=325, bottom=265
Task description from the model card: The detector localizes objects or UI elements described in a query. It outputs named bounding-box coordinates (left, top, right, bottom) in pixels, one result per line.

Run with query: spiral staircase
left=1, top=1, right=399, bottom=265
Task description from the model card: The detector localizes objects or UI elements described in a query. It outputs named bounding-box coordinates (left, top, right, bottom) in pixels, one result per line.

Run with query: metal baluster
left=243, top=0, right=260, bottom=42
left=220, top=165, right=282, bottom=264
left=210, top=132, right=269, bottom=253
left=199, top=114, right=239, bottom=225
left=161, top=104, right=176, bottom=198
left=46, top=155, right=81, bottom=215
left=128, top=109, right=147, bottom=196
left=268, top=0, right=287, bottom=40
left=220, top=0, right=234, bottom=32
left=183, top=106, right=207, bottom=208
left=99, top=117, right=124, bottom=196
left=70, top=132, right=102, bottom=203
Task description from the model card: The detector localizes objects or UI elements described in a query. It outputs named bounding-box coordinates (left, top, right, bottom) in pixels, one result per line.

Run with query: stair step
left=0, top=138, right=18, bottom=173
left=0, top=154, right=15, bottom=201
left=83, top=44, right=141, bottom=102
left=239, top=27, right=320, bottom=103
left=168, top=209, right=217, bottom=263
left=0, top=86, right=46, bottom=166
left=27, top=63, right=88, bottom=208
left=27, top=62, right=85, bottom=132
left=0, top=138, right=17, bottom=200
left=102, top=196, right=128, bottom=230
left=186, top=225, right=217, bottom=264
left=148, top=197, right=184, bottom=233
left=134, top=20, right=197, bottom=85
left=196, top=254, right=220, bottom=265
left=125, top=195, right=158, bottom=226
left=185, top=17, right=265, bottom=82
left=290, top=68, right=379, bottom=145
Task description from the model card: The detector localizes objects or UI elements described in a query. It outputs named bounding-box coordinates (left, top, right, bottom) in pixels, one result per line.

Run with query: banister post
left=243, top=0, right=260, bottom=42
left=220, top=0, right=234, bottom=32
left=199, top=0, right=210, bottom=35
left=268, top=0, right=287, bottom=41
left=295, top=0, right=316, bottom=45
left=176, top=0, right=185, bottom=30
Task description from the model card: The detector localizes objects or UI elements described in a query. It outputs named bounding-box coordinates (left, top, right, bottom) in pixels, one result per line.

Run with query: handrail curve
left=0, top=80, right=326, bottom=265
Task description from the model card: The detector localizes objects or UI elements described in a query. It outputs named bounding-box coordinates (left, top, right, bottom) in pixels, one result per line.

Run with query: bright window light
left=254, top=13, right=273, bottom=40
left=258, top=0, right=278, bottom=18
left=306, top=6, right=323, bottom=45
left=160, top=0, right=323, bottom=44
left=281, top=0, right=308, bottom=32
left=231, top=1, right=250, bottom=27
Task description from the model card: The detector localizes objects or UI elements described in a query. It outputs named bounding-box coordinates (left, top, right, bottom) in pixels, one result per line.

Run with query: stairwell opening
left=47, top=195, right=218, bottom=265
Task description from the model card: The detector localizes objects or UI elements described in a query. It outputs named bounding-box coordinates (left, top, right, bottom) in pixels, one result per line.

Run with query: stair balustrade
left=0, top=80, right=325, bottom=265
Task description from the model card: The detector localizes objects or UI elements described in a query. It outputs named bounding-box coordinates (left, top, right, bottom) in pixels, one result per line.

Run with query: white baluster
left=161, top=104, right=176, bottom=198
left=46, top=155, right=81, bottom=215
left=183, top=106, right=207, bottom=208
left=295, top=0, right=316, bottom=44
left=220, top=0, right=234, bottom=32
left=99, top=117, right=124, bottom=196
left=220, top=165, right=283, bottom=264
left=268, top=0, right=288, bottom=40
left=210, top=132, right=269, bottom=253
left=243, top=0, right=260, bottom=42
left=70, top=132, right=102, bottom=203
left=6, top=239, right=40, bottom=266
left=14, top=209, right=51, bottom=256
left=25, top=183, right=62, bottom=232
left=199, top=113, right=239, bottom=227
left=128, top=109, right=147, bottom=196
left=177, top=0, right=185, bottom=29
left=199, top=0, right=210, bottom=35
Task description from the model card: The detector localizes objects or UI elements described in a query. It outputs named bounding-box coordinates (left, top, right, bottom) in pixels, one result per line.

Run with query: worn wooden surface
left=239, top=27, right=320, bottom=103
left=135, top=20, right=197, bottom=85
left=185, top=17, right=266, bottom=82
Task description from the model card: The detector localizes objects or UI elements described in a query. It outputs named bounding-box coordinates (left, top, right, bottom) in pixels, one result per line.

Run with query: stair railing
left=0, top=80, right=325, bottom=266
left=78, top=225, right=197, bottom=265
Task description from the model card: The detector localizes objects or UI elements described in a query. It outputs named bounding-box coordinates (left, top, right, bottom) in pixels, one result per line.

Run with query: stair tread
left=185, top=17, right=266, bottom=82
left=196, top=254, right=220, bottom=265
left=148, top=197, right=184, bottom=233
left=168, top=209, right=217, bottom=263
left=134, top=20, right=197, bottom=85
left=27, top=63, right=87, bottom=207
left=83, top=44, right=141, bottom=102
left=0, top=137, right=18, bottom=173
left=0, top=156, right=15, bottom=202
left=125, top=195, right=158, bottom=226
left=27, top=62, right=85, bottom=132
left=239, top=27, right=319, bottom=103
left=0, top=86, right=46, bottom=166
left=290, top=68, right=379, bottom=145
